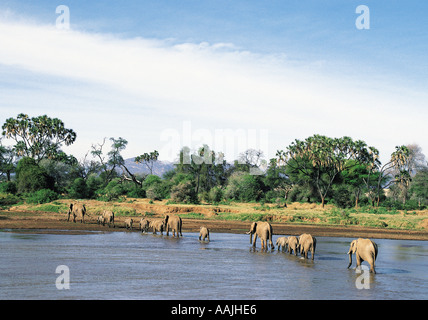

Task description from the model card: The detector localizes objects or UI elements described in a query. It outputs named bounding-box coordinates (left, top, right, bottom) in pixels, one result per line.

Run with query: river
left=0, top=229, right=427, bottom=300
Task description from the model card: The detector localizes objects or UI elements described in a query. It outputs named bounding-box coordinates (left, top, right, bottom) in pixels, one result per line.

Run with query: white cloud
left=0, top=19, right=427, bottom=163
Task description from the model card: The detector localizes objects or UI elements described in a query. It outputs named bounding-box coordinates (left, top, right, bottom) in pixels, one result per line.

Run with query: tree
left=90, top=137, right=125, bottom=186
left=364, top=145, right=411, bottom=206
left=277, top=135, right=375, bottom=207
left=2, top=113, right=76, bottom=162
left=15, top=157, right=54, bottom=193
left=176, top=145, right=226, bottom=195
left=135, top=151, right=159, bottom=175
left=408, top=167, right=428, bottom=207
left=341, top=161, right=370, bottom=208
left=264, top=158, right=293, bottom=206
left=0, top=143, right=16, bottom=181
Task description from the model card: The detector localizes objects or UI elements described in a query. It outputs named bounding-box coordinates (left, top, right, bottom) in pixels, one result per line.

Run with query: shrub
left=170, top=181, right=198, bottom=204
left=15, top=157, right=54, bottom=193
left=25, top=189, right=59, bottom=204
left=0, top=181, right=17, bottom=194
left=0, top=192, right=21, bottom=206
left=68, top=178, right=89, bottom=199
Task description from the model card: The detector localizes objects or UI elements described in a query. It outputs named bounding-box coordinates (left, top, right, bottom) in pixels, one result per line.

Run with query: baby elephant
left=287, top=236, right=299, bottom=255
left=276, top=236, right=288, bottom=252
left=199, top=226, right=210, bottom=242
left=97, top=215, right=105, bottom=225
left=124, top=218, right=133, bottom=230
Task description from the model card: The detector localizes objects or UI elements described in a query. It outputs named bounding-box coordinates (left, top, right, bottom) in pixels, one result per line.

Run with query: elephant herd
left=67, top=203, right=378, bottom=273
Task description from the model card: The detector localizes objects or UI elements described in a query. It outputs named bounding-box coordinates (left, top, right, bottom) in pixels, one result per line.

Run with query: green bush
left=25, top=189, right=59, bottom=204
left=0, top=181, right=17, bottom=194
left=16, top=157, right=54, bottom=193
left=170, top=181, right=198, bottom=204
left=0, top=192, right=21, bottom=206
left=68, top=177, right=89, bottom=199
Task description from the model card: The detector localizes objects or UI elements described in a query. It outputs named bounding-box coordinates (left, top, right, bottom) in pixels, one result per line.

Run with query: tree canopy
left=2, top=113, right=76, bottom=162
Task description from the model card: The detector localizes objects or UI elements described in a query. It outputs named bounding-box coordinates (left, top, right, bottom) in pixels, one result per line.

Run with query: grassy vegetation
left=2, top=197, right=427, bottom=232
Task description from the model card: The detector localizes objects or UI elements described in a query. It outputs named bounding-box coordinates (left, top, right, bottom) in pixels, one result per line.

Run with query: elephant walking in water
left=246, top=221, right=274, bottom=250
left=140, top=218, right=150, bottom=233
left=150, top=219, right=164, bottom=235
left=124, top=218, right=133, bottom=230
left=348, top=238, right=378, bottom=273
left=67, top=203, right=86, bottom=223
left=102, top=210, right=115, bottom=228
left=276, top=236, right=288, bottom=252
left=199, top=226, right=210, bottom=242
left=299, top=233, right=317, bottom=260
left=163, top=215, right=183, bottom=237
left=287, top=236, right=299, bottom=255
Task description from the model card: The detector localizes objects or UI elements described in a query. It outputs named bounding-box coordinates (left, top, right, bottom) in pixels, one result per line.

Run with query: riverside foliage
left=0, top=114, right=427, bottom=210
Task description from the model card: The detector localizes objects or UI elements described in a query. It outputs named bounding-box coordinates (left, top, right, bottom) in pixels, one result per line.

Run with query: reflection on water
left=0, top=230, right=427, bottom=300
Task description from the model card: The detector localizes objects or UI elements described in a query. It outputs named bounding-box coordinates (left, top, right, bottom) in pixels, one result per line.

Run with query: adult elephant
left=140, top=218, right=150, bottom=233
left=299, top=233, right=317, bottom=260
left=150, top=219, right=164, bottom=235
left=102, top=210, right=115, bottom=228
left=163, top=215, right=182, bottom=237
left=347, top=238, right=378, bottom=273
left=67, top=203, right=86, bottom=223
left=246, top=221, right=274, bottom=250
left=287, top=236, right=299, bottom=255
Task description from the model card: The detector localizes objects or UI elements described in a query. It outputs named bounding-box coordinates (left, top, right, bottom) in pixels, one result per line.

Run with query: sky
left=0, top=0, right=427, bottom=164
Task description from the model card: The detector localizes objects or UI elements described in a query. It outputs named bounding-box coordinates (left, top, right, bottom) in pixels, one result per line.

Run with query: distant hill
left=122, top=158, right=175, bottom=177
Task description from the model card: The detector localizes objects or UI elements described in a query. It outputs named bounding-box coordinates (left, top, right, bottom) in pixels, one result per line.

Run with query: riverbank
left=1, top=198, right=427, bottom=240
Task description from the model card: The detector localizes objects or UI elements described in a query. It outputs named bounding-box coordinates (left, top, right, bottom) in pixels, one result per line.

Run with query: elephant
left=97, top=215, right=105, bottom=225
left=299, top=233, right=317, bottom=260
left=163, top=215, right=183, bottom=237
left=102, top=210, right=115, bottom=228
left=287, top=236, right=299, bottom=255
left=246, top=221, right=274, bottom=250
left=139, top=218, right=150, bottom=233
left=347, top=238, right=378, bottom=273
left=124, top=218, right=133, bottom=230
left=150, top=219, right=164, bottom=235
left=199, top=226, right=210, bottom=242
left=276, top=236, right=288, bottom=252
left=67, top=203, right=86, bottom=223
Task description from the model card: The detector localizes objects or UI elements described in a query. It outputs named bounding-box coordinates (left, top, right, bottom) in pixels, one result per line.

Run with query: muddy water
left=0, top=230, right=427, bottom=300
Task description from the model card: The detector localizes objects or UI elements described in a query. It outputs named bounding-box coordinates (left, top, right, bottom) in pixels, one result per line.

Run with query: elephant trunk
left=249, top=232, right=253, bottom=244
left=347, top=252, right=352, bottom=269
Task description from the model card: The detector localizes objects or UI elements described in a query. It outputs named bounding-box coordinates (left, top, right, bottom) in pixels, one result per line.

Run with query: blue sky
left=0, top=1, right=427, bottom=163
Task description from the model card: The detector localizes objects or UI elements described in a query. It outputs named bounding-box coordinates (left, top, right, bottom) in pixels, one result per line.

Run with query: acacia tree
left=277, top=135, right=375, bottom=207
left=135, top=150, right=159, bottom=175
left=2, top=113, right=76, bottom=163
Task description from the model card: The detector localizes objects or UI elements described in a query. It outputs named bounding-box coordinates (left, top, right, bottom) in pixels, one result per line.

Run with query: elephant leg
left=356, top=255, right=362, bottom=269
left=311, top=249, right=315, bottom=261
left=369, top=259, right=376, bottom=273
